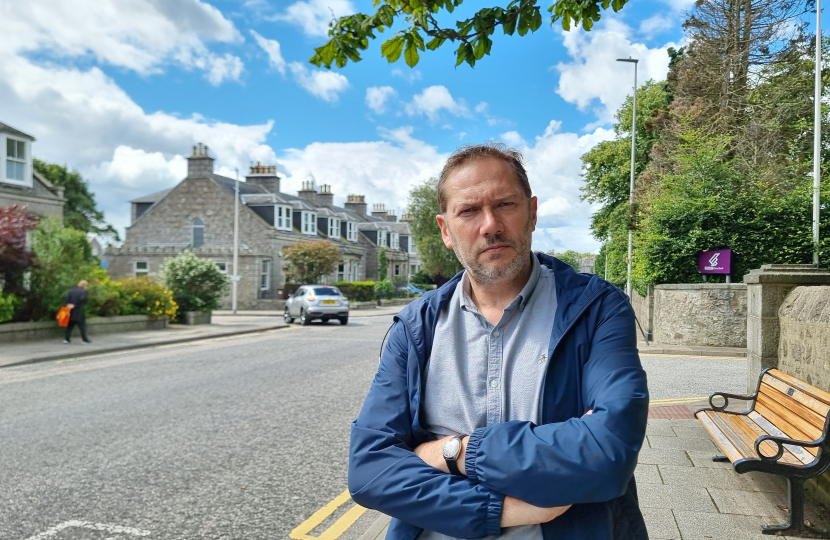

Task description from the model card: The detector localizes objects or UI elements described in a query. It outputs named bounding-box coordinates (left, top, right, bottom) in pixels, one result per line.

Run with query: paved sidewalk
left=638, top=340, right=746, bottom=358
left=359, top=417, right=830, bottom=540
left=0, top=314, right=287, bottom=368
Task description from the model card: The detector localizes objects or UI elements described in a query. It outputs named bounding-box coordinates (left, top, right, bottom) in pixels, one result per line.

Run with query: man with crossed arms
left=349, top=143, right=649, bottom=539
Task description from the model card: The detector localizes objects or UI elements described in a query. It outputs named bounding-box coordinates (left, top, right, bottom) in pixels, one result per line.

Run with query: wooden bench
left=695, top=368, right=830, bottom=537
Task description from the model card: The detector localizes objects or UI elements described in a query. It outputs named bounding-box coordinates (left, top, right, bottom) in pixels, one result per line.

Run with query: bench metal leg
left=712, top=455, right=729, bottom=462
left=761, top=477, right=830, bottom=538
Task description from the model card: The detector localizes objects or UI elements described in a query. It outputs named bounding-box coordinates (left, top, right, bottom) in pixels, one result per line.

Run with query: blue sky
left=1, top=0, right=697, bottom=251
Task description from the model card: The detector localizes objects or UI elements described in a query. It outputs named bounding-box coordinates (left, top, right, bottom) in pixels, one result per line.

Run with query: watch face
left=442, top=438, right=461, bottom=460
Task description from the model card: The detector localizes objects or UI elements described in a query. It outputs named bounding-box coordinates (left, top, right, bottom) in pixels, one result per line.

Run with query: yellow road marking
left=290, top=489, right=367, bottom=540
left=651, top=396, right=707, bottom=405
left=639, top=353, right=745, bottom=360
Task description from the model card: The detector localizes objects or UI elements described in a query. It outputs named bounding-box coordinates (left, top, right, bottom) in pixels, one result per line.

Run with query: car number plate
left=322, top=300, right=337, bottom=304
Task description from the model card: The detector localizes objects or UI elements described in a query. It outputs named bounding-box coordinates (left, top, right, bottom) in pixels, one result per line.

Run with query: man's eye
left=460, top=207, right=475, bottom=215
left=499, top=202, right=515, bottom=208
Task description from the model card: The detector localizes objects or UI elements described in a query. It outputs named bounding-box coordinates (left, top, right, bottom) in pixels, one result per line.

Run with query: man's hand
left=501, top=496, right=571, bottom=527
left=414, top=435, right=469, bottom=475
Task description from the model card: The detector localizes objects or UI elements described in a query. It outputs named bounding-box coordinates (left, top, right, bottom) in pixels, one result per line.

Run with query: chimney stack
left=399, top=213, right=414, bottom=222
left=345, top=194, right=367, bottom=216
left=246, top=162, right=280, bottom=193
left=187, top=142, right=214, bottom=179
left=385, top=209, right=397, bottom=222
left=372, top=203, right=387, bottom=220
left=316, top=184, right=334, bottom=207
left=298, top=180, right=317, bottom=204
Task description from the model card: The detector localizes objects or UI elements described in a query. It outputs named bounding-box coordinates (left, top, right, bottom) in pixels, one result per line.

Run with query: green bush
left=117, top=277, right=178, bottom=320
left=0, top=292, right=21, bottom=323
left=334, top=281, right=375, bottom=302
left=374, top=279, right=395, bottom=300
left=159, top=251, right=230, bottom=317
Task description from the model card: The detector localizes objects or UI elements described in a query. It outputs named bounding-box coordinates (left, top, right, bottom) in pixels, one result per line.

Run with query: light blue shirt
left=420, top=254, right=557, bottom=540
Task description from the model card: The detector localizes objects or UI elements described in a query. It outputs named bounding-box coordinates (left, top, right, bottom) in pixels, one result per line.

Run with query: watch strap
left=444, top=435, right=464, bottom=476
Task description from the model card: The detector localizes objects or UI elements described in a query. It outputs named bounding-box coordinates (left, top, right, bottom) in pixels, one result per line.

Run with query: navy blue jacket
left=348, top=254, right=649, bottom=539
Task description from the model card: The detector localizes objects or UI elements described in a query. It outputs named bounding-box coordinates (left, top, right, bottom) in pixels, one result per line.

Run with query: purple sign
left=699, top=249, right=731, bottom=274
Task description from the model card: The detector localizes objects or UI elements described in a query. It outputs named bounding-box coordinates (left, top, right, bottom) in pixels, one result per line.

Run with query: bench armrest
left=708, top=391, right=756, bottom=412
left=754, top=434, right=823, bottom=462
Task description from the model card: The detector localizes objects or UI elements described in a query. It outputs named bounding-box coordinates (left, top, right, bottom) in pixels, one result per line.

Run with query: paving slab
left=686, top=449, right=735, bottom=469
left=637, top=447, right=695, bottom=467
left=673, top=510, right=781, bottom=540
left=672, top=424, right=713, bottom=439
left=638, top=483, right=720, bottom=512
left=659, top=465, right=784, bottom=493
left=635, top=463, right=663, bottom=485
left=707, top=487, right=788, bottom=518
left=646, top=420, right=679, bottom=437
left=648, top=435, right=720, bottom=452
left=641, top=508, right=681, bottom=540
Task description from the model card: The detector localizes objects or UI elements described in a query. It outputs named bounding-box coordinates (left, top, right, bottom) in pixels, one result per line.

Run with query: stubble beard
left=448, top=215, right=533, bottom=287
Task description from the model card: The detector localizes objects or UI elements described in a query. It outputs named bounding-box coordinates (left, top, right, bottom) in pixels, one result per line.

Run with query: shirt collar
left=460, top=253, right=541, bottom=313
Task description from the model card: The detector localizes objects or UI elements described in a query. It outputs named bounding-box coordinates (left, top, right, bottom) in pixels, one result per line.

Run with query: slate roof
left=213, top=174, right=267, bottom=195
left=130, top=188, right=173, bottom=204
left=0, top=122, right=35, bottom=141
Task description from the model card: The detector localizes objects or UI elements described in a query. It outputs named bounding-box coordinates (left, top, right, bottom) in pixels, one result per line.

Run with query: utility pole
left=232, top=168, right=240, bottom=314
left=814, top=0, right=823, bottom=265
left=617, top=57, right=639, bottom=298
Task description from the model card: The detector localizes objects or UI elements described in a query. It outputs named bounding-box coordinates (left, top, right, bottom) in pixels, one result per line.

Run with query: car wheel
left=284, top=307, right=294, bottom=324
left=300, top=308, right=311, bottom=326
left=339, top=316, right=348, bottom=325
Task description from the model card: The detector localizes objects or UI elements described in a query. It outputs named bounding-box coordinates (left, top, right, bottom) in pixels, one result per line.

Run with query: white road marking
left=24, top=520, right=150, bottom=539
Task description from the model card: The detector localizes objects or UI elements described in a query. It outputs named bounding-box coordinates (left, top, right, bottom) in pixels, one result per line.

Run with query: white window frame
left=192, top=218, right=205, bottom=248
left=3, top=135, right=30, bottom=187
left=276, top=206, right=292, bottom=231
left=215, top=261, right=228, bottom=274
left=302, top=211, right=317, bottom=235
left=407, top=236, right=416, bottom=254
left=260, top=259, right=271, bottom=290
left=338, top=263, right=345, bottom=282
left=347, top=222, right=357, bottom=242
left=134, top=261, right=149, bottom=277
left=328, top=218, right=340, bottom=238
left=377, top=230, right=386, bottom=247
left=394, top=264, right=400, bottom=276
left=391, top=233, right=399, bottom=250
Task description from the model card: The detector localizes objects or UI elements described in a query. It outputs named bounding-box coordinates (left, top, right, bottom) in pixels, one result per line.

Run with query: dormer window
left=347, top=222, right=357, bottom=242
left=390, top=233, right=399, bottom=250
left=276, top=206, right=292, bottom=231
left=302, top=211, right=317, bottom=235
left=328, top=218, right=340, bottom=238
left=3, top=136, right=29, bottom=186
left=378, top=230, right=387, bottom=247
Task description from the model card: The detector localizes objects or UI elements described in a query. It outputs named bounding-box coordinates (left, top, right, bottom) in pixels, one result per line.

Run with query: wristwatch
left=442, top=434, right=465, bottom=475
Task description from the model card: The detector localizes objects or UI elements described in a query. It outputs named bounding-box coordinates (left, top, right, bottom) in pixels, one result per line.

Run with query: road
left=0, top=308, right=747, bottom=540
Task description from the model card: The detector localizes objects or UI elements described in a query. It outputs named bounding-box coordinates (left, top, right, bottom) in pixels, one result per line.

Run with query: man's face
left=436, top=157, right=537, bottom=286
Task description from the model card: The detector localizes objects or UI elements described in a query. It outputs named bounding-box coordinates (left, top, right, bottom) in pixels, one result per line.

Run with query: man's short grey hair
left=437, top=142, right=532, bottom=214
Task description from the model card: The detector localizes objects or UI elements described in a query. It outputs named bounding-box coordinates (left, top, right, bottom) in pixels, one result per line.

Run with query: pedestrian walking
left=63, top=280, right=91, bottom=344
left=348, top=143, right=649, bottom=539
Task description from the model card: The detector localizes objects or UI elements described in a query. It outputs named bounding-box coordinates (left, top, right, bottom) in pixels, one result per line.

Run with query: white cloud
left=406, top=86, right=470, bottom=122
left=250, top=30, right=286, bottom=74
left=289, top=62, right=350, bottom=102
left=391, top=69, right=423, bottom=83
left=639, top=15, right=674, bottom=38
left=0, top=54, right=275, bottom=236
left=555, top=20, right=677, bottom=124
left=279, top=126, right=448, bottom=213
left=366, top=86, right=397, bottom=114
left=500, top=131, right=527, bottom=148
left=0, top=0, right=243, bottom=84
left=272, top=0, right=355, bottom=37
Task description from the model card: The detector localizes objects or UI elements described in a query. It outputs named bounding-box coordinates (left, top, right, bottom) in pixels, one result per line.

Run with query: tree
left=0, top=205, right=39, bottom=294
left=547, top=250, right=595, bottom=272
left=283, top=240, right=342, bottom=284
left=378, top=247, right=389, bottom=280
left=158, top=251, right=230, bottom=315
left=33, top=159, right=120, bottom=240
left=310, top=0, right=630, bottom=69
left=407, top=178, right=463, bottom=279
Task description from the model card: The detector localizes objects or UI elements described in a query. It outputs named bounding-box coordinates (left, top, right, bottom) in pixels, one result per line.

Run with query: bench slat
left=697, top=411, right=745, bottom=462
left=748, top=411, right=817, bottom=465
left=760, top=382, right=827, bottom=436
left=768, top=369, right=830, bottom=406
left=717, top=412, right=803, bottom=465
left=762, top=376, right=830, bottom=424
left=755, top=396, right=822, bottom=448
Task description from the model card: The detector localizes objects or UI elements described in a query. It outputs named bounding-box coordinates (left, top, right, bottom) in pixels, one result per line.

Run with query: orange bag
left=56, top=306, right=71, bottom=328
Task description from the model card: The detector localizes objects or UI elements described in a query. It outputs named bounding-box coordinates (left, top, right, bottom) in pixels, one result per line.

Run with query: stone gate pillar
left=744, top=264, right=830, bottom=392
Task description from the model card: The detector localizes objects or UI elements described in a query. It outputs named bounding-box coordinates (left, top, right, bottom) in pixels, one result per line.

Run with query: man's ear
left=530, top=196, right=538, bottom=232
left=436, top=214, right=453, bottom=249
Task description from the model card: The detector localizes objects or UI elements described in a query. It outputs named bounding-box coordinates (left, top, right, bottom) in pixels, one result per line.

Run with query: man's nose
left=480, top=207, right=503, bottom=237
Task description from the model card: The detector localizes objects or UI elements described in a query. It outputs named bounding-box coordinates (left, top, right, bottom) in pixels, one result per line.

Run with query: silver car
left=284, top=285, right=350, bottom=325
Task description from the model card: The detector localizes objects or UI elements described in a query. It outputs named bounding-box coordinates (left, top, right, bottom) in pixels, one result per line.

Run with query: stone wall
left=0, top=315, right=166, bottom=343
left=778, top=286, right=830, bottom=390
left=652, top=284, right=747, bottom=347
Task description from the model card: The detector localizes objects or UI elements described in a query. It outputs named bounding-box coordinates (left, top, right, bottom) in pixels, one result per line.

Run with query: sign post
left=698, top=249, right=732, bottom=283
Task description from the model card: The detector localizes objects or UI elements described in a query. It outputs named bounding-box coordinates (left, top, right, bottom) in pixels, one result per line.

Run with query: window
left=135, top=261, right=149, bottom=277
left=216, top=262, right=228, bottom=273
left=408, top=237, right=416, bottom=254
left=6, top=138, right=25, bottom=182
left=260, top=259, right=271, bottom=290
left=391, top=233, right=399, bottom=249
left=411, top=264, right=416, bottom=274
left=347, top=222, right=357, bottom=242
left=302, top=212, right=317, bottom=235
left=338, top=263, right=345, bottom=281
left=192, top=218, right=204, bottom=248
left=276, top=206, right=292, bottom=230
left=394, top=264, right=400, bottom=276
left=313, top=287, right=340, bottom=295
left=377, top=230, right=386, bottom=247
left=328, top=218, right=340, bottom=238
left=351, top=261, right=358, bottom=282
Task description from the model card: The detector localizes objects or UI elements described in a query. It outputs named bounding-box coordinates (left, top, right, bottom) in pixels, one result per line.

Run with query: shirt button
left=490, top=380, right=498, bottom=388
left=493, top=330, right=500, bottom=338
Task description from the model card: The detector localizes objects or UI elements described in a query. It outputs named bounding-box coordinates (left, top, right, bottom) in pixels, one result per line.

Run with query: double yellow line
left=651, top=396, right=707, bottom=405
left=290, top=490, right=367, bottom=540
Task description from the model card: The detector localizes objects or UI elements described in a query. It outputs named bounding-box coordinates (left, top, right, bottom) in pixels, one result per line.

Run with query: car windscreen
left=313, top=288, right=340, bottom=295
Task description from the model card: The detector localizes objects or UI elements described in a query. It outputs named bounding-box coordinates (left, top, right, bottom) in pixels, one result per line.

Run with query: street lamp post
left=232, top=168, right=240, bottom=314
left=617, top=57, right=639, bottom=298
left=814, top=0, right=823, bottom=265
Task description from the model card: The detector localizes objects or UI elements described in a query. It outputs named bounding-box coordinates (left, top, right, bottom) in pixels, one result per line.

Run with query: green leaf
left=517, top=7, right=531, bottom=36
left=381, top=35, right=405, bottom=63
left=427, top=36, right=446, bottom=50
left=404, top=38, right=420, bottom=67
left=378, top=4, right=395, bottom=26
left=502, top=9, right=518, bottom=34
